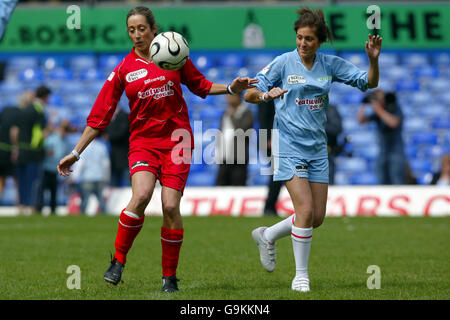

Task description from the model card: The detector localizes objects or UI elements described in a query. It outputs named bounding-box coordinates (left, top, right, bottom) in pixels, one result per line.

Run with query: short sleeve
left=330, top=55, right=369, bottom=92
left=255, top=55, right=284, bottom=93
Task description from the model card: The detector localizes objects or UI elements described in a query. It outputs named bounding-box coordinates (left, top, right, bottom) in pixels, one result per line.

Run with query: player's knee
left=162, top=201, right=179, bottom=216
left=313, top=214, right=325, bottom=229
left=132, top=189, right=152, bottom=208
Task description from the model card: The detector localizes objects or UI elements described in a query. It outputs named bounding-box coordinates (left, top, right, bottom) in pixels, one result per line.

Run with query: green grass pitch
left=0, top=215, right=449, bottom=300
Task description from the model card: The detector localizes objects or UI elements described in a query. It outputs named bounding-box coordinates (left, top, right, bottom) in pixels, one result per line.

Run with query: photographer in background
left=357, top=89, right=406, bottom=185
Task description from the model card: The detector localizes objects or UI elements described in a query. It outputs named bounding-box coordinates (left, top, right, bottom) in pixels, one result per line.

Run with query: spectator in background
left=257, top=99, right=283, bottom=216
left=71, top=135, right=110, bottom=214
left=215, top=92, right=254, bottom=186
left=0, top=90, right=31, bottom=203
left=16, top=86, right=51, bottom=214
left=105, top=107, right=130, bottom=187
left=430, top=154, right=450, bottom=186
left=357, top=90, right=406, bottom=185
left=325, top=104, right=343, bottom=185
left=35, top=120, right=73, bottom=215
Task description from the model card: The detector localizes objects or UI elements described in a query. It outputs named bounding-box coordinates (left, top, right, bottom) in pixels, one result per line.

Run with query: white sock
left=263, top=214, right=295, bottom=243
left=291, top=225, right=313, bottom=278
left=123, top=210, right=141, bottom=219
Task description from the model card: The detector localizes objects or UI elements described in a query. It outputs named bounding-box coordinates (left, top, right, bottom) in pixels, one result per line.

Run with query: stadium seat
left=98, top=54, right=126, bottom=71
left=378, top=52, right=399, bottom=68
left=430, top=51, right=450, bottom=66
left=340, top=52, right=368, bottom=69
left=395, top=79, right=420, bottom=91
left=413, top=65, right=439, bottom=78
left=401, top=52, right=429, bottom=67
left=409, top=159, right=432, bottom=173
left=6, top=56, right=39, bottom=71
left=47, top=67, right=74, bottom=81
left=79, top=68, right=105, bottom=81
left=186, top=172, right=215, bottom=186
left=335, top=157, right=367, bottom=173
left=349, top=172, right=377, bottom=185
left=217, top=53, right=245, bottom=69
left=41, top=56, right=68, bottom=71
left=381, top=65, right=408, bottom=80
left=426, top=78, right=450, bottom=93
left=409, top=91, right=435, bottom=107
left=348, top=131, right=376, bottom=146
left=410, top=133, right=438, bottom=145
left=431, top=118, right=450, bottom=130
left=69, top=55, right=97, bottom=71
left=18, top=68, right=44, bottom=83
left=341, top=91, right=365, bottom=104
left=405, top=145, right=419, bottom=159
left=245, top=53, right=275, bottom=71
left=403, top=117, right=427, bottom=132
left=190, top=53, right=216, bottom=71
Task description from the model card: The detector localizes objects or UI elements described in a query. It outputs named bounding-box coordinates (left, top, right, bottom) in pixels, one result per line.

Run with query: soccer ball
left=150, top=31, right=189, bottom=71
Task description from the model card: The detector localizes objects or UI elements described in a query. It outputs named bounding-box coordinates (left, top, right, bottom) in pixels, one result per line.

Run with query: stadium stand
left=0, top=50, right=449, bottom=189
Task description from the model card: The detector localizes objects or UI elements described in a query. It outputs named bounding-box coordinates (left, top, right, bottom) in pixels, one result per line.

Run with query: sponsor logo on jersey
left=107, top=72, right=115, bottom=81
left=131, top=161, right=150, bottom=170
left=295, top=94, right=328, bottom=111
left=317, top=76, right=332, bottom=81
left=138, top=81, right=175, bottom=100
left=144, top=76, right=166, bottom=85
left=126, top=69, right=148, bottom=82
left=287, top=74, right=307, bottom=84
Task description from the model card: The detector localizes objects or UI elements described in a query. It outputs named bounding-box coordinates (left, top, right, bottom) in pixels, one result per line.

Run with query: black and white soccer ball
left=150, top=31, right=189, bottom=71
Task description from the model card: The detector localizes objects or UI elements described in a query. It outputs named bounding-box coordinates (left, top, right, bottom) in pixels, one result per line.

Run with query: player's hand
left=365, top=34, right=382, bottom=60
left=267, top=87, right=288, bottom=100
left=230, top=77, right=258, bottom=93
left=57, top=153, right=78, bottom=177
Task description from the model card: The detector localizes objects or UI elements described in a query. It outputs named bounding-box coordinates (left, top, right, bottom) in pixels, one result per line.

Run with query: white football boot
left=252, top=227, right=276, bottom=272
left=291, top=276, right=310, bottom=292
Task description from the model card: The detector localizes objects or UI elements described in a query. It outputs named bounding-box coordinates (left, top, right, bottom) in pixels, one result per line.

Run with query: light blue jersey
left=256, top=50, right=369, bottom=159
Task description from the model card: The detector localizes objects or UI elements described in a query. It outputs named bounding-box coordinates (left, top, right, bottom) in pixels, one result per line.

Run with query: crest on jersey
left=287, top=74, right=306, bottom=84
left=126, top=69, right=148, bottom=82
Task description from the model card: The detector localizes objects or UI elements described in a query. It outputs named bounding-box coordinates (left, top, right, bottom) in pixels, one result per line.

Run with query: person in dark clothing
left=257, top=99, right=284, bottom=216
left=105, top=107, right=130, bottom=187
left=325, top=104, right=343, bottom=185
left=358, top=90, right=406, bottom=185
left=0, top=94, right=25, bottom=202
left=215, top=93, right=254, bottom=186
left=16, top=85, right=51, bottom=214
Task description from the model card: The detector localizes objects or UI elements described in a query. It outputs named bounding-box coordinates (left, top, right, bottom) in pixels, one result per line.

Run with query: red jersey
left=87, top=47, right=213, bottom=151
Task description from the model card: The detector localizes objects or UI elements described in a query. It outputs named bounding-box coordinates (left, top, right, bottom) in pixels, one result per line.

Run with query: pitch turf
left=0, top=215, right=448, bottom=300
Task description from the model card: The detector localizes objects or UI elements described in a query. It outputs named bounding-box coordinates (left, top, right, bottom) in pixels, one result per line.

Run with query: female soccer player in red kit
left=57, top=6, right=257, bottom=293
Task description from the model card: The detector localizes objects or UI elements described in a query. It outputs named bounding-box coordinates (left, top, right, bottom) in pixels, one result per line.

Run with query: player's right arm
left=57, top=126, right=100, bottom=176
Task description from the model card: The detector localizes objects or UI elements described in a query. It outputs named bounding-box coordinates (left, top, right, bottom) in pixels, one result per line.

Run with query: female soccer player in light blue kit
left=244, top=8, right=382, bottom=292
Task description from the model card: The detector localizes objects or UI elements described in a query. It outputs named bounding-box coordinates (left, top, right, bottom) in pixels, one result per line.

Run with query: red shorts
left=128, top=147, right=191, bottom=192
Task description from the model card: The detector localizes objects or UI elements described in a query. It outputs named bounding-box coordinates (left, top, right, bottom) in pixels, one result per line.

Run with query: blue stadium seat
left=67, top=94, right=92, bottom=108
left=41, top=56, right=67, bottom=71
left=413, top=65, right=439, bottom=78
left=245, top=53, right=274, bottom=71
left=426, top=78, right=450, bottom=93
left=410, top=133, right=438, bottom=145
left=378, top=52, right=399, bottom=68
left=79, top=68, right=105, bottom=81
left=405, top=145, right=419, bottom=159
left=354, top=145, right=379, bottom=160
left=190, top=53, right=216, bottom=71
left=349, top=172, right=377, bottom=185
left=349, top=131, right=376, bottom=146
left=340, top=91, right=365, bottom=104
left=431, top=118, right=450, bottom=129
left=217, top=53, right=245, bottom=69
left=18, top=68, right=43, bottom=83
left=47, top=67, right=74, bottom=81
left=69, top=55, right=97, bottom=71
left=186, top=172, right=215, bottom=186
left=410, top=159, right=432, bottom=173
left=340, top=52, right=368, bottom=68
left=381, top=65, right=408, bottom=80
left=395, top=79, right=420, bottom=91
left=430, top=51, right=450, bottom=66
left=58, top=81, right=85, bottom=95
left=98, top=54, right=125, bottom=71
left=48, top=94, right=64, bottom=107
left=0, top=80, right=23, bottom=95
left=401, top=52, right=429, bottom=67
left=7, top=56, right=39, bottom=71
left=335, top=157, right=367, bottom=172
left=403, top=117, right=427, bottom=132
left=409, top=91, right=435, bottom=106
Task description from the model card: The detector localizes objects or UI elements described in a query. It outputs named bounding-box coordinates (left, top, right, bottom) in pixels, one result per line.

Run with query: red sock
left=114, top=209, right=145, bottom=264
left=161, top=227, right=184, bottom=277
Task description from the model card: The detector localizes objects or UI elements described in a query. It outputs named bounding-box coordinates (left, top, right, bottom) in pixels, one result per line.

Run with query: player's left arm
left=208, top=77, right=258, bottom=95
left=365, top=34, right=382, bottom=89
